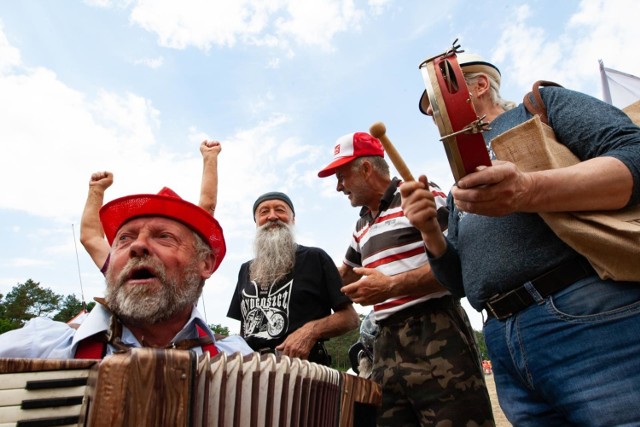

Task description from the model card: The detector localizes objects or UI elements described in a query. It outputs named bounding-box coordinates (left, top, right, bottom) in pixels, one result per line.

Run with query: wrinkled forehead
left=115, top=215, right=194, bottom=237
left=255, top=199, right=293, bottom=214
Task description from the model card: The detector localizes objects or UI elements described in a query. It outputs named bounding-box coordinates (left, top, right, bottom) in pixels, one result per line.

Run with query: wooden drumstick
left=369, top=122, right=415, bottom=182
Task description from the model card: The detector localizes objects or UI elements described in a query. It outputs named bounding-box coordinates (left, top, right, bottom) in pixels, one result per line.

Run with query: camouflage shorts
left=372, top=296, right=495, bottom=427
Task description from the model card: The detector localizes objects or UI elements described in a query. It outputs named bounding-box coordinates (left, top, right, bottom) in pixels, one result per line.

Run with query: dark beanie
left=252, top=192, right=295, bottom=221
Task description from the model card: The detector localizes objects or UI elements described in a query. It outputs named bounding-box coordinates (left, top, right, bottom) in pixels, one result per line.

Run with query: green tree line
left=0, top=279, right=95, bottom=334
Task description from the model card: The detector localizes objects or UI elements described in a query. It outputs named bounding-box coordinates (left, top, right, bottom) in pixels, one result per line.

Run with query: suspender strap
left=196, top=324, right=219, bottom=357
left=74, top=324, right=219, bottom=359
left=74, top=332, right=108, bottom=359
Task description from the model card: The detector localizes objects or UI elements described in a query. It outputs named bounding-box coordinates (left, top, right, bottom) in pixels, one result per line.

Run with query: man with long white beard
left=0, top=187, right=252, bottom=358
left=227, top=192, right=358, bottom=365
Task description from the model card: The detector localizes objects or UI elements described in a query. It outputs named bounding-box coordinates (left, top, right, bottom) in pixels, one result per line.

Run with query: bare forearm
left=386, top=264, right=446, bottom=298
left=453, top=157, right=634, bottom=216
left=343, top=263, right=446, bottom=306
left=302, top=304, right=359, bottom=341
left=199, top=157, right=219, bottom=214
left=524, top=157, right=633, bottom=212
left=80, top=187, right=110, bottom=268
left=80, top=187, right=106, bottom=242
left=277, top=304, right=358, bottom=358
left=400, top=176, right=448, bottom=257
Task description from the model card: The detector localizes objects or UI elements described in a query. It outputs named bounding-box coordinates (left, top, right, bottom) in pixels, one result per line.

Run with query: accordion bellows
left=0, top=348, right=381, bottom=426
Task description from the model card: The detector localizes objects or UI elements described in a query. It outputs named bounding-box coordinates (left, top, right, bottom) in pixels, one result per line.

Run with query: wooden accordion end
left=0, top=349, right=381, bottom=426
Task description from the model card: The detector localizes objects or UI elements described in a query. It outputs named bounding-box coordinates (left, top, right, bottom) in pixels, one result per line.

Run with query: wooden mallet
left=369, top=122, right=415, bottom=182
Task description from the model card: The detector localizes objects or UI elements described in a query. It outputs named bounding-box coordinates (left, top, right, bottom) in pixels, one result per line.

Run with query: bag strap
left=523, top=80, right=563, bottom=125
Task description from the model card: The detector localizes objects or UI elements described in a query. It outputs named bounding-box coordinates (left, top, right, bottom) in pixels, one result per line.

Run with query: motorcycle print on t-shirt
left=240, top=279, right=292, bottom=339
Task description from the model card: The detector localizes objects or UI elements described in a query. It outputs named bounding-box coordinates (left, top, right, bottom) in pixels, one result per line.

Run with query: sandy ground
left=485, top=374, right=512, bottom=427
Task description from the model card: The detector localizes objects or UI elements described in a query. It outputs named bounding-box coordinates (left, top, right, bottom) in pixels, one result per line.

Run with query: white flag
left=599, top=60, right=640, bottom=109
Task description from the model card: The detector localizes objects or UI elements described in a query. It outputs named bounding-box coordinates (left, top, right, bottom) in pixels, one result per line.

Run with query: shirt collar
left=359, top=177, right=401, bottom=219
left=71, top=303, right=212, bottom=349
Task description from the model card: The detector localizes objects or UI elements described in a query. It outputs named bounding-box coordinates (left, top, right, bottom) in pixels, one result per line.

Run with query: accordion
left=0, top=348, right=381, bottom=426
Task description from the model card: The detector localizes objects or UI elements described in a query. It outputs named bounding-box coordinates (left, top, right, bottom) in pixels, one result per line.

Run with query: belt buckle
left=486, top=293, right=513, bottom=321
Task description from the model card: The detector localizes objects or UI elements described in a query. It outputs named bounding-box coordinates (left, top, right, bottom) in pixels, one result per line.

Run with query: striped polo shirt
left=344, top=178, right=450, bottom=321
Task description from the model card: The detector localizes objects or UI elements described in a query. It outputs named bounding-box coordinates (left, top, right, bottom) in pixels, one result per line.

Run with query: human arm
left=80, top=171, right=113, bottom=269
left=460, top=86, right=640, bottom=217
left=0, top=317, right=75, bottom=358
left=451, top=157, right=633, bottom=216
left=198, top=140, right=221, bottom=215
left=400, top=175, right=448, bottom=257
left=340, top=263, right=446, bottom=306
left=275, top=302, right=358, bottom=359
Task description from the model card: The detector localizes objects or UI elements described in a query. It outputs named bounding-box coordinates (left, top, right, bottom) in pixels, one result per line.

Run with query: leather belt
left=485, top=257, right=595, bottom=320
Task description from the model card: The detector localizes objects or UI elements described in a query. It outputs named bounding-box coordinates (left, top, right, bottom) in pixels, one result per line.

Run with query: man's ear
left=361, top=159, right=373, bottom=178
left=199, top=253, right=216, bottom=280
left=475, top=74, right=491, bottom=98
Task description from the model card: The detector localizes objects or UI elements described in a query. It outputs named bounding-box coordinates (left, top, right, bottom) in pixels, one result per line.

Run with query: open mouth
left=127, top=266, right=158, bottom=281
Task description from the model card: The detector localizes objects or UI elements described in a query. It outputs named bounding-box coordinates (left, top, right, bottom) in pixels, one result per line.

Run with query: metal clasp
left=418, top=38, right=463, bottom=69
left=440, top=115, right=492, bottom=142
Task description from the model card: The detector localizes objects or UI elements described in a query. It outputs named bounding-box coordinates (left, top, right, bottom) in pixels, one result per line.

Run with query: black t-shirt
left=227, top=245, right=350, bottom=351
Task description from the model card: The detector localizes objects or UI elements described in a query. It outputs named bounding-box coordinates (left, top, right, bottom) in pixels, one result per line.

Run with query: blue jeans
left=484, top=274, right=640, bottom=426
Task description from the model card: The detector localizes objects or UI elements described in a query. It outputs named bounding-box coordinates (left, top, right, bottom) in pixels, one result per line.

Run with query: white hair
left=465, top=71, right=517, bottom=111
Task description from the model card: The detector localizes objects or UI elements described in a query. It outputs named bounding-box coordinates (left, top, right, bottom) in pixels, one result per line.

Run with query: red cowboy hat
left=99, top=187, right=226, bottom=272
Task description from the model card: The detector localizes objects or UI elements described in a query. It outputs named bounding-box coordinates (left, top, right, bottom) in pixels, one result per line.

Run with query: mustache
left=258, top=220, right=288, bottom=230
left=112, top=256, right=167, bottom=287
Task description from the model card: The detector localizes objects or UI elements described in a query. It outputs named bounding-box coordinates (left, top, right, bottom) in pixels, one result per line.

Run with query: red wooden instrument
left=418, top=41, right=492, bottom=181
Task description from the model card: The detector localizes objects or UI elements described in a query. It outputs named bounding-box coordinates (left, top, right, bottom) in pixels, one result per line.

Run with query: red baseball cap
left=99, top=187, right=226, bottom=272
left=317, top=132, right=384, bottom=178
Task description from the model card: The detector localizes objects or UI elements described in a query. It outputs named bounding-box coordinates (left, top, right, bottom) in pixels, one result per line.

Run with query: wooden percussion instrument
left=0, top=349, right=381, bottom=427
left=418, top=41, right=492, bottom=181
left=369, top=122, right=414, bottom=182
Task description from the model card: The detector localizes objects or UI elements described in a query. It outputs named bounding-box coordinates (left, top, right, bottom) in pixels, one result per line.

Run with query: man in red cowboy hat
left=0, top=187, right=252, bottom=358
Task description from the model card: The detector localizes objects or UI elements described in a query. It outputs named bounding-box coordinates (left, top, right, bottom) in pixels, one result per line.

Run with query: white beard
left=250, top=220, right=297, bottom=290
left=105, top=256, right=202, bottom=326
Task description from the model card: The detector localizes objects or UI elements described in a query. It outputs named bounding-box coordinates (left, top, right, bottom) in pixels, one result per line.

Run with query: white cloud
left=0, top=21, right=323, bottom=239
left=0, top=64, right=162, bottom=220
left=133, top=56, right=164, bottom=69
left=274, top=0, right=364, bottom=52
left=493, top=0, right=640, bottom=97
left=266, top=57, right=280, bottom=69
left=368, top=0, right=391, bottom=16
left=125, top=0, right=366, bottom=54
left=83, top=0, right=133, bottom=8
left=129, top=0, right=271, bottom=50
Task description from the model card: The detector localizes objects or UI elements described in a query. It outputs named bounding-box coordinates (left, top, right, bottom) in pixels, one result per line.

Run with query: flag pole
left=71, top=223, right=87, bottom=310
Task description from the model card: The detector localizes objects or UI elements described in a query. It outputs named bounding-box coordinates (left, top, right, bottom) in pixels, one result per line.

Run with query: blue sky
left=1, top=0, right=638, bottom=332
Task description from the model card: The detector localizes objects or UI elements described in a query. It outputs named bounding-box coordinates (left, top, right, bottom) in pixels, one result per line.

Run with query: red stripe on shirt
left=364, top=246, right=425, bottom=269
left=374, top=295, right=421, bottom=312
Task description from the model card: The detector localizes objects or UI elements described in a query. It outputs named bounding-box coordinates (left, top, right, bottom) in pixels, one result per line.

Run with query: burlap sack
left=492, top=100, right=640, bottom=282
